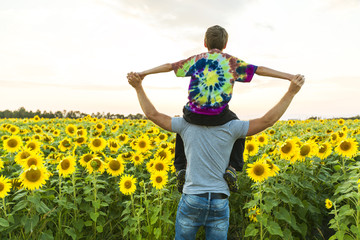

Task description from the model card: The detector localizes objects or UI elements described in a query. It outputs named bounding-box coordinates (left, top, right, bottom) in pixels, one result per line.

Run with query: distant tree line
left=0, top=107, right=146, bottom=120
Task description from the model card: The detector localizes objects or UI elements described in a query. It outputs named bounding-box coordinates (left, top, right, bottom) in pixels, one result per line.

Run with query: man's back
left=171, top=118, right=249, bottom=196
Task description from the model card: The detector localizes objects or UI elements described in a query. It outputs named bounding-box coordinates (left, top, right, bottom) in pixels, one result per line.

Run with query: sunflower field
left=0, top=116, right=359, bottom=240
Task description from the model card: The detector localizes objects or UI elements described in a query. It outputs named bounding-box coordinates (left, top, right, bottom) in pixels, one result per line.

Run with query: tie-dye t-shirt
left=172, top=49, right=257, bottom=115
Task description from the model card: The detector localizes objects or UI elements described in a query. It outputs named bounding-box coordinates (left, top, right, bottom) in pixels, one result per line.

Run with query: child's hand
left=127, top=72, right=143, bottom=89
left=288, top=74, right=305, bottom=94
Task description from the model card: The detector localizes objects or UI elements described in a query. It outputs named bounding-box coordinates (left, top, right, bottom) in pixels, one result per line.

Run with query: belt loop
left=208, top=192, right=211, bottom=202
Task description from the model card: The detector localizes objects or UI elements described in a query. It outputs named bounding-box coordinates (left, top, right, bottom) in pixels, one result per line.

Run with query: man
left=127, top=72, right=304, bottom=240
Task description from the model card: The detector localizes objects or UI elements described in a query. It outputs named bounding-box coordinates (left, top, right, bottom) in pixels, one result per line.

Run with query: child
left=135, top=25, right=296, bottom=192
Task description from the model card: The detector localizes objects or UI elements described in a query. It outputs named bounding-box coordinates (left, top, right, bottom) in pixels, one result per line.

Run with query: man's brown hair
left=204, top=25, right=228, bottom=50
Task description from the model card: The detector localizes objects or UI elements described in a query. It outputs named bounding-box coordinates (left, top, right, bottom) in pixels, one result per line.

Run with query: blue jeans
left=175, top=193, right=230, bottom=240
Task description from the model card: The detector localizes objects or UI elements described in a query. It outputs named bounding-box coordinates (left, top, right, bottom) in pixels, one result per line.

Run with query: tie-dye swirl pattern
left=172, top=49, right=257, bottom=115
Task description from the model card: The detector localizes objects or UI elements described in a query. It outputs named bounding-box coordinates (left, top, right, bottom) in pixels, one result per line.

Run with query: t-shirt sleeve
left=234, top=58, right=258, bottom=83
left=171, top=117, right=183, bottom=134
left=171, top=55, right=197, bottom=77
left=230, top=120, right=249, bottom=139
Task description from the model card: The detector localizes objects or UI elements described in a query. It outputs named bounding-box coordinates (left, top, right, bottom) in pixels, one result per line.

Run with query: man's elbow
left=262, top=117, right=277, bottom=129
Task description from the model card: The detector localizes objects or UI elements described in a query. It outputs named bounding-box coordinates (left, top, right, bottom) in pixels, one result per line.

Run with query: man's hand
left=127, top=72, right=143, bottom=89
left=288, top=74, right=305, bottom=95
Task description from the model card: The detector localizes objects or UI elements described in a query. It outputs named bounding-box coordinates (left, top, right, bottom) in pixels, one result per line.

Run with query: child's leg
left=229, top=138, right=245, bottom=171
left=175, top=134, right=186, bottom=193
left=224, top=138, right=245, bottom=192
left=174, top=134, right=187, bottom=171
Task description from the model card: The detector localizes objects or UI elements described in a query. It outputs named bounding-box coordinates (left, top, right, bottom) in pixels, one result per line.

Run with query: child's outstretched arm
left=138, top=63, right=173, bottom=79
left=255, top=66, right=295, bottom=81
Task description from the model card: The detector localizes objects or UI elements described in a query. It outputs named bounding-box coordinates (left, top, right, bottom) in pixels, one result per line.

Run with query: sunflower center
left=10, top=127, right=16, bottom=132
left=138, top=141, right=146, bottom=148
left=134, top=156, right=140, bottom=162
left=7, top=139, right=19, bottom=148
left=21, top=152, right=31, bottom=159
left=25, top=168, right=41, bottom=182
left=91, top=159, right=101, bottom=170
left=61, top=160, right=70, bottom=170
left=300, top=145, right=311, bottom=156
left=0, top=182, right=4, bottom=191
left=340, top=141, right=351, bottom=151
left=27, top=158, right=38, bottom=166
left=331, top=134, right=337, bottom=141
left=77, top=137, right=85, bottom=144
left=84, top=154, right=93, bottom=163
left=119, top=136, right=126, bottom=141
left=62, top=140, right=70, bottom=147
left=247, top=144, right=255, bottom=152
left=158, top=151, right=167, bottom=159
left=319, top=145, right=327, bottom=153
left=68, top=127, right=75, bottom=134
left=109, top=161, right=120, bottom=170
left=259, top=137, right=264, bottom=142
left=253, top=165, right=265, bottom=176
left=281, top=142, right=292, bottom=154
left=155, top=163, right=164, bottom=171
left=338, top=132, right=344, bottom=138
left=159, top=135, right=165, bottom=140
left=156, top=176, right=163, bottom=183
left=93, top=139, right=101, bottom=147
left=124, top=180, right=132, bottom=189
left=111, top=142, right=118, bottom=148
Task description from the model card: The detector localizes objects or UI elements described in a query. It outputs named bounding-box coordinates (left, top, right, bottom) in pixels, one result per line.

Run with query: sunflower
left=335, top=138, right=359, bottom=158
left=74, top=136, right=87, bottom=147
left=246, top=160, right=270, bottom=183
left=86, top=158, right=106, bottom=174
left=33, top=115, right=40, bottom=122
left=42, top=134, right=54, bottom=143
left=20, top=154, right=44, bottom=169
left=325, top=199, right=333, bottom=209
left=337, top=119, right=345, bottom=125
left=265, top=158, right=280, bottom=177
left=119, top=174, right=137, bottom=195
left=0, top=175, right=12, bottom=198
left=110, top=124, right=119, bottom=133
left=20, top=166, right=50, bottom=190
left=120, top=151, right=134, bottom=161
left=8, top=125, right=20, bottom=135
left=118, top=134, right=129, bottom=145
left=53, top=129, right=61, bottom=137
left=25, top=139, right=42, bottom=153
left=279, top=139, right=298, bottom=160
left=248, top=206, right=261, bottom=222
left=317, top=142, right=332, bottom=159
left=57, top=156, right=76, bottom=177
left=330, top=133, right=340, bottom=146
left=131, top=152, right=145, bottom=166
left=244, top=140, right=259, bottom=157
left=106, top=158, right=124, bottom=176
left=150, top=171, right=168, bottom=190
left=76, top=128, right=87, bottom=137
left=94, top=122, right=105, bottom=133
left=3, top=135, right=23, bottom=153
left=151, top=158, right=170, bottom=173
left=298, top=141, right=318, bottom=161
left=108, top=139, right=120, bottom=153
left=154, top=148, right=173, bottom=163
left=156, top=133, right=168, bottom=143
left=88, top=137, right=107, bottom=152
left=65, top=124, right=77, bottom=137
left=58, top=138, right=73, bottom=152
left=79, top=153, right=95, bottom=167
left=135, top=135, right=151, bottom=153
left=256, top=134, right=268, bottom=146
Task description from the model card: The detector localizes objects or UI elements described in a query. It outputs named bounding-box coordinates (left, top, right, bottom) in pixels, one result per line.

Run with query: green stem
left=93, top=171, right=97, bottom=238
left=143, top=183, right=151, bottom=234
left=72, top=172, right=77, bottom=220
left=259, top=183, right=263, bottom=240
left=159, top=190, right=162, bottom=233
left=2, top=197, right=7, bottom=217
left=58, top=175, right=62, bottom=237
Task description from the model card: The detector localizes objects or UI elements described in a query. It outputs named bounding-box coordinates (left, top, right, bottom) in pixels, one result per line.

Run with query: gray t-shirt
left=172, top=117, right=249, bottom=196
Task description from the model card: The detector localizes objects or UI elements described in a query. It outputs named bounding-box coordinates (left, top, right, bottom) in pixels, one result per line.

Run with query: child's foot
left=176, top=169, right=186, bottom=193
left=224, top=167, right=238, bottom=192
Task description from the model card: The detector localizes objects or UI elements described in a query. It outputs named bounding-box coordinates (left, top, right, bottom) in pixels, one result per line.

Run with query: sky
left=0, top=0, right=359, bottom=120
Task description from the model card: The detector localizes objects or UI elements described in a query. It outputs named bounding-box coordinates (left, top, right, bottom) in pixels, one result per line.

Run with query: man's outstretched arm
left=127, top=72, right=172, bottom=131
left=247, top=74, right=305, bottom=136
left=138, top=63, right=173, bottom=79
left=256, top=66, right=295, bottom=81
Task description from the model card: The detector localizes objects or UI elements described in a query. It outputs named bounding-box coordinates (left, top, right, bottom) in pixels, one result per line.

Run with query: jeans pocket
left=211, top=199, right=229, bottom=220
left=177, top=195, right=204, bottom=225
